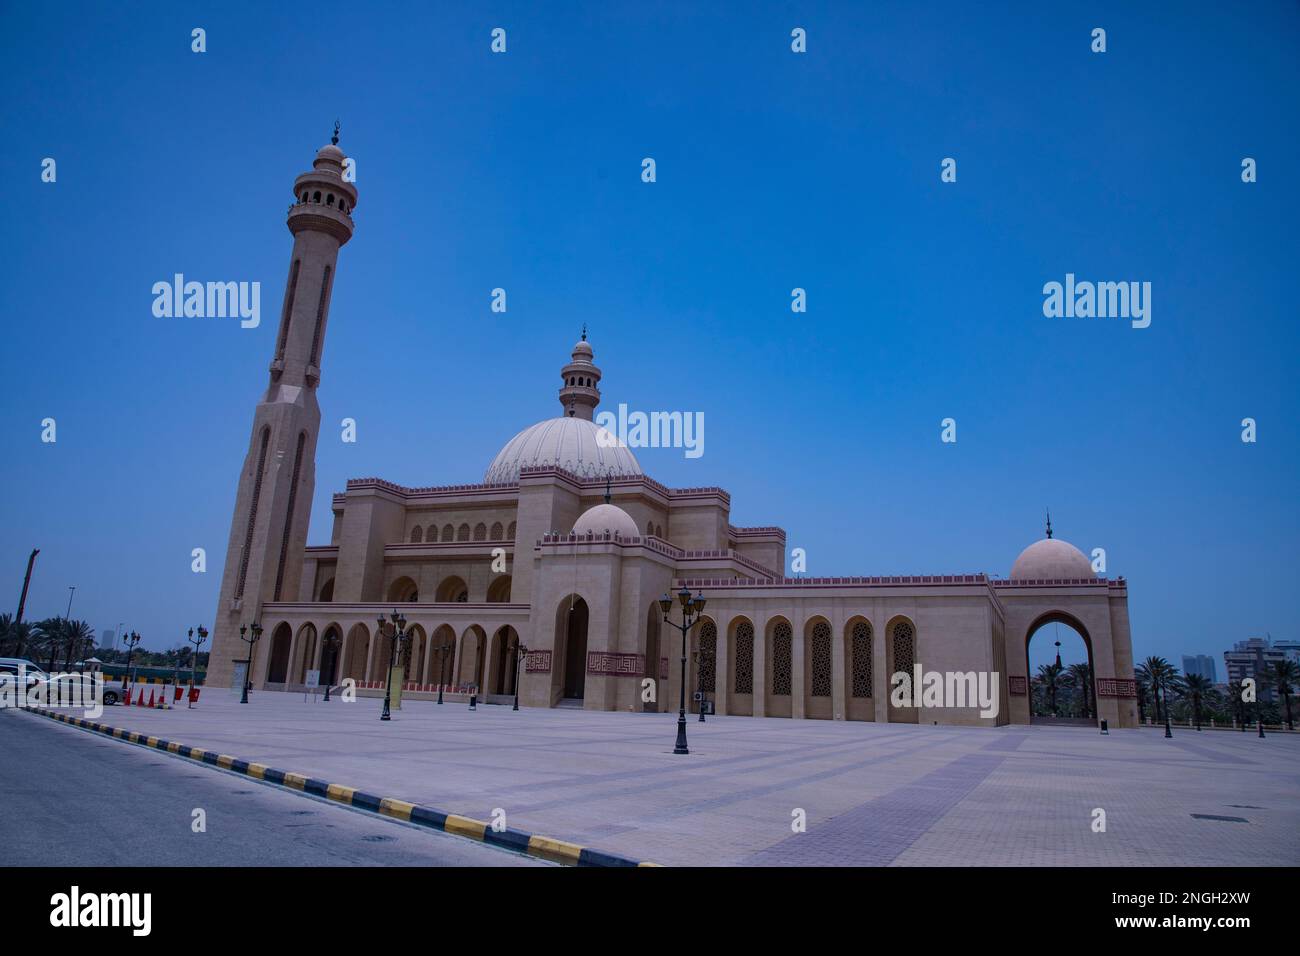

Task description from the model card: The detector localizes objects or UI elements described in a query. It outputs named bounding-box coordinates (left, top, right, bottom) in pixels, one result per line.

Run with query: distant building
left=1223, top=638, right=1286, bottom=702
left=1273, top=640, right=1300, bottom=665
left=99, top=629, right=115, bottom=650
left=1182, top=654, right=1216, bottom=682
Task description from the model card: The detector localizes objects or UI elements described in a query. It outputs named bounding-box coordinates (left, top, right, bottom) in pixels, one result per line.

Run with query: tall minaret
left=207, top=130, right=357, bottom=688
left=558, top=325, right=602, bottom=420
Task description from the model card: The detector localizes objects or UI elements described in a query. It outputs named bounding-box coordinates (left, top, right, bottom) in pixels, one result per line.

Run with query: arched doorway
left=430, top=625, right=457, bottom=687
left=266, top=623, right=292, bottom=685
left=491, top=626, right=519, bottom=695
left=387, top=576, right=419, bottom=603
left=688, top=617, right=718, bottom=715
left=642, top=604, right=661, bottom=713
left=293, top=623, right=318, bottom=684
left=1025, top=612, right=1095, bottom=726
left=765, top=617, right=793, bottom=718
left=319, top=625, right=342, bottom=686
left=458, top=625, right=487, bottom=689
left=403, top=624, right=426, bottom=683
left=554, top=595, right=589, bottom=702
left=342, top=624, right=370, bottom=682
left=436, top=576, right=469, bottom=603
left=728, top=617, right=755, bottom=715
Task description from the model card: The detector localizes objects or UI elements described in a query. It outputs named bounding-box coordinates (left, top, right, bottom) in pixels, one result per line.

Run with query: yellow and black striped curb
left=22, top=707, right=661, bottom=868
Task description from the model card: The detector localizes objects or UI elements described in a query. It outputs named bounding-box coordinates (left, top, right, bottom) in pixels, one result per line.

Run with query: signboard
left=231, top=661, right=248, bottom=701
left=389, top=666, right=405, bottom=709
left=305, top=669, right=320, bottom=689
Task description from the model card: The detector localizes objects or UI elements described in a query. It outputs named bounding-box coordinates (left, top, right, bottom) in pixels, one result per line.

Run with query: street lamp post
left=322, top=630, right=340, bottom=701
left=238, top=622, right=263, bottom=704
left=432, top=640, right=452, bottom=704
left=186, top=626, right=207, bottom=709
left=660, top=586, right=706, bottom=755
left=378, top=611, right=408, bottom=721
left=513, top=643, right=530, bottom=711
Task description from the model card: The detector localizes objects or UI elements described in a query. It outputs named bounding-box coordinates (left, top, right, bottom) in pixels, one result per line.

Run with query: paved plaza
left=19, top=694, right=1300, bottom=866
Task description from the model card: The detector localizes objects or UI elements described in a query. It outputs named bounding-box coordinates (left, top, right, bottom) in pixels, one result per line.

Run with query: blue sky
left=1, top=2, right=1296, bottom=670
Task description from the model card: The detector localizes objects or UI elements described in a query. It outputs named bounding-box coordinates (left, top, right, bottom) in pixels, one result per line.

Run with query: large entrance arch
left=1025, top=610, right=1096, bottom=726
left=266, top=623, right=292, bottom=685
left=553, top=595, right=589, bottom=702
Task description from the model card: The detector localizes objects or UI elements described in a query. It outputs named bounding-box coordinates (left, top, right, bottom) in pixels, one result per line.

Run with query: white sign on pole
left=305, top=670, right=320, bottom=688
left=231, top=661, right=248, bottom=701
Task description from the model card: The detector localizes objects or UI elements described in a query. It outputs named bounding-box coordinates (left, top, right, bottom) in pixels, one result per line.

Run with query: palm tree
left=61, top=619, right=94, bottom=670
left=1178, top=673, right=1213, bottom=729
left=1035, top=662, right=1065, bottom=716
left=1225, top=679, right=1248, bottom=729
left=1266, top=660, right=1298, bottom=730
left=1141, top=656, right=1176, bottom=723
left=1066, top=662, right=1094, bottom=718
left=32, top=618, right=66, bottom=672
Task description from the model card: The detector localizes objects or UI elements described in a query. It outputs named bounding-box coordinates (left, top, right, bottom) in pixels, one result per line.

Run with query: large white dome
left=1010, top=537, right=1096, bottom=580
left=485, top=416, right=642, bottom=484
left=572, top=503, right=640, bottom=538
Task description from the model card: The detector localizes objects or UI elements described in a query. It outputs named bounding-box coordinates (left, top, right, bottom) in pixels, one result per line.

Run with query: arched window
left=655, top=523, right=663, bottom=538
left=734, top=622, right=754, bottom=695
left=490, top=522, right=503, bottom=540
left=699, top=620, right=717, bottom=693
left=810, top=621, right=832, bottom=697
left=442, top=524, right=454, bottom=542
left=300, top=191, right=308, bottom=203
left=892, top=621, right=915, bottom=677
left=313, top=191, right=321, bottom=203
left=473, top=522, right=487, bottom=541
left=410, top=526, right=423, bottom=543
left=851, top=621, right=873, bottom=697
left=426, top=524, right=437, bottom=542
left=772, top=621, right=793, bottom=696
left=646, top=521, right=654, bottom=536
left=326, top=194, right=335, bottom=206
left=457, top=523, right=470, bottom=542
left=506, top=521, right=516, bottom=540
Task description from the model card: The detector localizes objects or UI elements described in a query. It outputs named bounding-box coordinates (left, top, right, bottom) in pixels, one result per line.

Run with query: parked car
left=0, top=659, right=125, bottom=705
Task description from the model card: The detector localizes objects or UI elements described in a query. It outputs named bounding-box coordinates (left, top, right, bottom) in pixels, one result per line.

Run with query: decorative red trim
left=525, top=650, right=552, bottom=674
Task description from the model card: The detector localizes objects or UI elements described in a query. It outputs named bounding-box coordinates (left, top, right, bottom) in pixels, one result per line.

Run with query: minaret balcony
left=287, top=201, right=355, bottom=244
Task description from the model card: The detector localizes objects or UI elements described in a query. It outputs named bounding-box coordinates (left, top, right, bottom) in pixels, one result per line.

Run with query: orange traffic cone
left=147, top=688, right=155, bottom=708
left=126, top=686, right=135, bottom=706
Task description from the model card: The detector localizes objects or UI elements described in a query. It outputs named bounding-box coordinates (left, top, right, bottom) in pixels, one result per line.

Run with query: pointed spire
left=1045, top=508, right=1053, bottom=539
left=331, top=120, right=340, bottom=146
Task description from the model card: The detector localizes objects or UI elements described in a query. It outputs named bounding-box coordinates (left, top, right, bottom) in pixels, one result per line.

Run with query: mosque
left=205, top=138, right=1140, bottom=729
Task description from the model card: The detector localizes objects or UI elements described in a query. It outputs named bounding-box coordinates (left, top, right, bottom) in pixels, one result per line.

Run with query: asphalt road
left=0, top=711, right=545, bottom=866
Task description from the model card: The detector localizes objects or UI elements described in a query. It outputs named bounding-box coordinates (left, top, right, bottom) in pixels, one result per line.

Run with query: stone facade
left=208, top=142, right=1140, bottom=729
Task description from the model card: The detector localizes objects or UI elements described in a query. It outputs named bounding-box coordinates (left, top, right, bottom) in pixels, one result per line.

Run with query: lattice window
left=734, top=622, right=754, bottom=695
left=473, top=522, right=487, bottom=541
left=490, top=522, right=503, bottom=540
left=772, top=621, right=793, bottom=695
left=851, top=621, right=873, bottom=698
left=892, top=621, right=915, bottom=682
left=507, top=521, right=516, bottom=539
left=699, top=620, right=717, bottom=693
left=441, top=524, right=453, bottom=542
left=457, top=524, right=470, bottom=542
left=810, top=621, right=832, bottom=697
left=410, top=526, right=423, bottom=543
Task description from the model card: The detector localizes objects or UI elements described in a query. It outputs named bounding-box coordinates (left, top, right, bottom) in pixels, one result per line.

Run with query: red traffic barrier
left=174, top=686, right=184, bottom=702
left=188, top=687, right=200, bottom=703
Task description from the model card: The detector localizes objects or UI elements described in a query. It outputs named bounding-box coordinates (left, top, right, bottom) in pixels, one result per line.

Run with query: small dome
left=1010, top=537, right=1095, bottom=580
left=485, top=416, right=641, bottom=484
left=572, top=339, right=593, bottom=358
left=316, top=143, right=344, bottom=162
left=573, top=503, right=639, bottom=539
